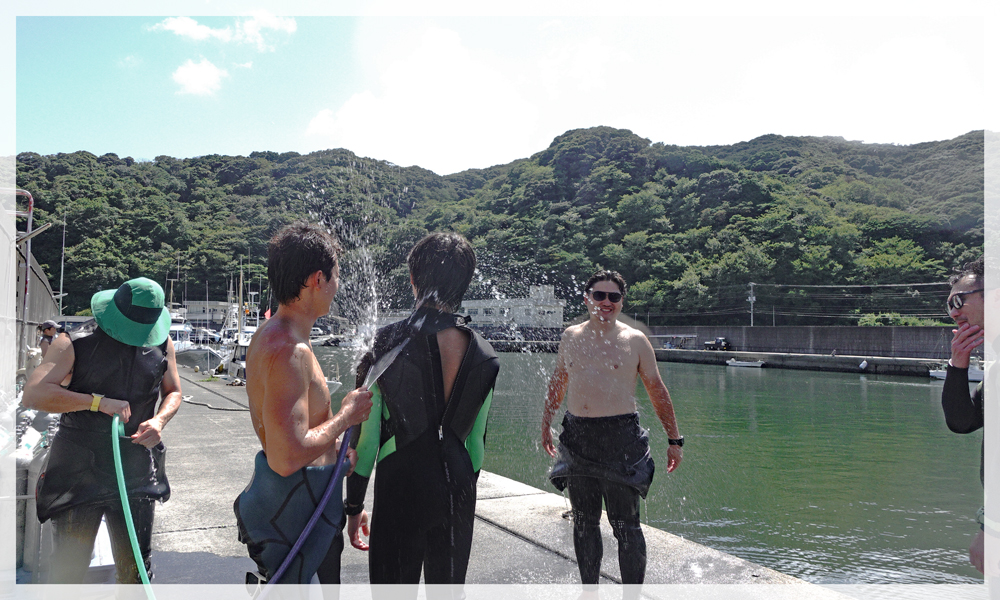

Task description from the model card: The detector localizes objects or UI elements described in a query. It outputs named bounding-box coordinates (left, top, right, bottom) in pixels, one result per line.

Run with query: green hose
left=112, top=415, right=156, bottom=600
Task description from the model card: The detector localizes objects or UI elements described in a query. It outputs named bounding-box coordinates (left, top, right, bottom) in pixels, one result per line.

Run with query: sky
left=6, top=2, right=999, bottom=176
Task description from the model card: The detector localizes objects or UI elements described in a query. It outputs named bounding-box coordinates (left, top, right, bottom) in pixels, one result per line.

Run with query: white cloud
left=117, top=54, right=142, bottom=69
left=309, top=16, right=985, bottom=174
left=151, top=13, right=295, bottom=52
left=235, top=61, right=254, bottom=69
left=152, top=16, right=233, bottom=42
left=172, top=58, right=229, bottom=95
left=305, top=26, right=538, bottom=174
left=235, top=11, right=297, bottom=52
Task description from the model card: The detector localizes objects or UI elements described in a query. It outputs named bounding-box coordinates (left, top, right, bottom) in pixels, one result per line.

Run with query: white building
left=461, top=285, right=565, bottom=328
left=372, top=285, right=566, bottom=331
left=184, top=301, right=233, bottom=327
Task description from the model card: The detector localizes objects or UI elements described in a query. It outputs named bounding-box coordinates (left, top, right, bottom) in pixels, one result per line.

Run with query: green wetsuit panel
left=353, top=383, right=383, bottom=478
left=464, top=389, right=493, bottom=473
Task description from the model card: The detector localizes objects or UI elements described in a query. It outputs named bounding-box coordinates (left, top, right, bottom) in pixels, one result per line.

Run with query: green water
left=317, top=346, right=984, bottom=584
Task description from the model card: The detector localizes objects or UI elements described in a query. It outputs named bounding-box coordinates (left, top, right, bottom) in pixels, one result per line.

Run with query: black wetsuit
left=941, top=363, right=984, bottom=529
left=549, top=412, right=655, bottom=584
left=345, top=307, right=500, bottom=584
left=36, top=327, right=170, bottom=583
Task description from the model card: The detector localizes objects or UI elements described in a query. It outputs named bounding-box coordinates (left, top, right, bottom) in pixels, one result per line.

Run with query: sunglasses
left=947, top=289, right=983, bottom=311
left=589, top=290, right=623, bottom=303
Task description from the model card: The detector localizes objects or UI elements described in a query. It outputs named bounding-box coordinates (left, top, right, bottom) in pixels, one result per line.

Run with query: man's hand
left=339, top=388, right=374, bottom=427
left=348, top=510, right=370, bottom=551
left=542, top=424, right=557, bottom=458
left=951, top=322, right=984, bottom=369
left=666, top=445, right=682, bottom=473
left=336, top=444, right=358, bottom=476
left=131, top=416, right=164, bottom=448
left=970, top=529, right=985, bottom=574
left=100, top=397, right=131, bottom=422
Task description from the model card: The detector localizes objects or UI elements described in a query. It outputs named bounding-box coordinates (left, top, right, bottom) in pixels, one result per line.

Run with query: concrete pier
left=15, top=366, right=852, bottom=598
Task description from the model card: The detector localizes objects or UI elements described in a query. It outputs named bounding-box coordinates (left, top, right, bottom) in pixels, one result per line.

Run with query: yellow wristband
left=90, top=393, right=103, bottom=412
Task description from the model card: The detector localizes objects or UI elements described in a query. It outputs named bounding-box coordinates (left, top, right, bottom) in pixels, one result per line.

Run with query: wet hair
left=268, top=222, right=342, bottom=305
left=585, top=270, right=627, bottom=296
left=948, top=255, right=983, bottom=287
left=407, top=232, right=476, bottom=311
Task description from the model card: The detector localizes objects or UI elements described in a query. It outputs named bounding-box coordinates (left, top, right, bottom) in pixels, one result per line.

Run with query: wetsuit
left=549, top=412, right=655, bottom=584
left=941, top=364, right=984, bottom=531
left=234, top=452, right=346, bottom=584
left=36, top=326, right=170, bottom=583
left=345, top=306, right=500, bottom=584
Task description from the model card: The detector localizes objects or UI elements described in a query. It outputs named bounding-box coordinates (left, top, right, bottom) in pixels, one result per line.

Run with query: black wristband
left=668, top=436, right=684, bottom=447
left=344, top=502, right=363, bottom=517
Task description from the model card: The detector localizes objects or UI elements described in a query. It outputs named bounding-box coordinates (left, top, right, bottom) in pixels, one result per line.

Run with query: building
left=184, top=300, right=233, bottom=329
left=460, top=285, right=565, bottom=329
left=370, top=285, right=566, bottom=333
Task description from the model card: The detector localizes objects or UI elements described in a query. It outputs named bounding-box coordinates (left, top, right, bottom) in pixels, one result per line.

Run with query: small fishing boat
left=727, top=358, right=766, bottom=368
left=929, top=363, right=984, bottom=382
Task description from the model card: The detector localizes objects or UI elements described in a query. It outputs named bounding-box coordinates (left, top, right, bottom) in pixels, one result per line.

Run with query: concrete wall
left=648, top=325, right=957, bottom=360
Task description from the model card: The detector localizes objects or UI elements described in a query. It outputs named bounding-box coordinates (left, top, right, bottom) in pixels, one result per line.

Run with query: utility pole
left=747, top=282, right=756, bottom=327
left=58, top=216, right=66, bottom=316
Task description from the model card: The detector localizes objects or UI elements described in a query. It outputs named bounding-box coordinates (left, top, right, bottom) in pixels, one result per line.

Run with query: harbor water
left=315, top=346, right=984, bottom=584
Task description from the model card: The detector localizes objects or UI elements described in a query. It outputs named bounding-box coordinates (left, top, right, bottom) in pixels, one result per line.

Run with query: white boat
left=228, top=340, right=249, bottom=381
left=170, top=315, right=227, bottom=372
left=168, top=318, right=195, bottom=353
left=929, top=365, right=984, bottom=382
left=727, top=358, right=766, bottom=368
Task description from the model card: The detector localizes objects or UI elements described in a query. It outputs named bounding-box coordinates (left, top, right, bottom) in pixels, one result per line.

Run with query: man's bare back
left=560, top=320, right=646, bottom=417
left=247, top=315, right=342, bottom=467
left=243, top=261, right=371, bottom=478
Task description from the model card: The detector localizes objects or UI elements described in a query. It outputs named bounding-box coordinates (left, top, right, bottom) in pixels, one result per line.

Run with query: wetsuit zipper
left=437, top=326, right=475, bottom=445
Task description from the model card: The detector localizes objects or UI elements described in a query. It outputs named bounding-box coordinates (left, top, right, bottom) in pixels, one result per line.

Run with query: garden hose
left=112, top=415, right=156, bottom=600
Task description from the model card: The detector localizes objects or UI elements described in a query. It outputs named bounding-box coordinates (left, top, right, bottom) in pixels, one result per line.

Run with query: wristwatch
left=668, top=436, right=684, bottom=447
left=90, top=393, right=104, bottom=412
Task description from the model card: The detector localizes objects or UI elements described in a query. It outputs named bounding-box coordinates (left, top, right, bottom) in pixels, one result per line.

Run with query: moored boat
left=727, top=357, right=766, bottom=368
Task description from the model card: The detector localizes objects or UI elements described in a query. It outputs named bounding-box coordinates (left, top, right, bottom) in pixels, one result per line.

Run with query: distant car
left=310, top=327, right=325, bottom=337
left=704, top=337, right=732, bottom=351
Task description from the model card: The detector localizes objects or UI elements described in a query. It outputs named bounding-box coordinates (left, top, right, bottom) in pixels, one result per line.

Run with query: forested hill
left=15, top=127, right=985, bottom=325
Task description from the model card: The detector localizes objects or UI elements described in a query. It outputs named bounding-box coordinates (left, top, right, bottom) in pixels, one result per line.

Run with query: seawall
left=653, top=348, right=941, bottom=376
left=647, top=325, right=954, bottom=360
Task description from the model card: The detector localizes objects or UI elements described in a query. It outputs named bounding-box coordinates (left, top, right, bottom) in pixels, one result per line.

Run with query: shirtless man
left=542, top=270, right=682, bottom=585
left=234, top=221, right=373, bottom=585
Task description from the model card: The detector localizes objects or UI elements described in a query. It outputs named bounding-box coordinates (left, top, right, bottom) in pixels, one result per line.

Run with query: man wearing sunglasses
left=542, top=270, right=683, bottom=586
left=941, top=255, right=985, bottom=574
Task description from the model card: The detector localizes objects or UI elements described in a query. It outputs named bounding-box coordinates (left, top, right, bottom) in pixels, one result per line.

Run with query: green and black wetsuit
left=345, top=306, right=500, bottom=584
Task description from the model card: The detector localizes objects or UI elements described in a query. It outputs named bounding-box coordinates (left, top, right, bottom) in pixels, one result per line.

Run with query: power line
left=756, top=282, right=949, bottom=289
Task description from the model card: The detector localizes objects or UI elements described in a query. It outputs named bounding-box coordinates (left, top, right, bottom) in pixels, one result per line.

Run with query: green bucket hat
left=91, top=277, right=171, bottom=347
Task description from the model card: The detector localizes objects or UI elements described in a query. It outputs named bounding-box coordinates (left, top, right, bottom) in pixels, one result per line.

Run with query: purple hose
left=258, top=424, right=354, bottom=597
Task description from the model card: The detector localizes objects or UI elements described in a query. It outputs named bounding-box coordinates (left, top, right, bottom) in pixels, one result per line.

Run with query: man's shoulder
left=250, top=320, right=311, bottom=361
left=618, top=321, right=647, bottom=337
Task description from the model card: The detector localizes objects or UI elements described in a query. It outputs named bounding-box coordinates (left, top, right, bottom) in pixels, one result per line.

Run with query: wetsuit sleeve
left=345, top=383, right=381, bottom=507
left=464, top=388, right=493, bottom=473
left=941, top=366, right=984, bottom=433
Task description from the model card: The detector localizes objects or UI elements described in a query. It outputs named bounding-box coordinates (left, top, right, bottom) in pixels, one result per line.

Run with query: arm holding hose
left=23, top=334, right=131, bottom=420
left=345, top=355, right=378, bottom=551
left=259, top=339, right=372, bottom=477
left=132, top=338, right=183, bottom=448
